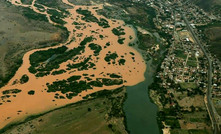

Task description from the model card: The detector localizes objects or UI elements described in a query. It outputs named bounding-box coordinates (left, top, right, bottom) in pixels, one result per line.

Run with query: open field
left=180, top=82, right=198, bottom=89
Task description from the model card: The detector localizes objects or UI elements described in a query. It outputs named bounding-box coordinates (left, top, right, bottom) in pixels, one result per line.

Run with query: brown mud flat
left=2, top=87, right=127, bottom=134
left=0, top=0, right=146, bottom=129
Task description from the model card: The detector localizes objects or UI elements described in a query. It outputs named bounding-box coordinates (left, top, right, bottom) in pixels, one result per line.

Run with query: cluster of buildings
left=133, top=0, right=221, bottom=130
left=181, top=0, right=221, bottom=115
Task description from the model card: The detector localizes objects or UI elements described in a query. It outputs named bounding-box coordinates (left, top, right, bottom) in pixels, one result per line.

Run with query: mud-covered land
left=65, top=0, right=166, bottom=61
left=0, top=0, right=147, bottom=130
left=0, top=0, right=68, bottom=88
left=95, top=0, right=169, bottom=64
left=0, top=0, right=169, bottom=132
left=0, top=0, right=170, bottom=133
left=32, top=0, right=72, bottom=10
left=2, top=87, right=127, bottom=134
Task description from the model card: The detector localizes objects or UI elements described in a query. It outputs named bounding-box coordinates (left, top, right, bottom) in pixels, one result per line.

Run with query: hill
left=192, top=0, right=221, bottom=12
left=0, top=0, right=67, bottom=88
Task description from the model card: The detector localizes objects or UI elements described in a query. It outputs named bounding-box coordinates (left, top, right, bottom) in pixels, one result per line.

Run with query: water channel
left=124, top=59, right=159, bottom=134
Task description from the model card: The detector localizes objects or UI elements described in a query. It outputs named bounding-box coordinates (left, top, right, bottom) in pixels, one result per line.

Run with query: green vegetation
left=97, top=2, right=156, bottom=29
left=118, top=59, right=126, bottom=65
left=34, top=3, right=45, bottom=12
left=30, top=46, right=67, bottom=67
left=47, top=9, right=66, bottom=18
left=187, top=60, right=197, bottom=67
left=104, top=52, right=118, bottom=63
left=36, top=0, right=72, bottom=11
left=164, top=117, right=180, bottom=129
left=67, top=56, right=94, bottom=71
left=2, top=89, right=22, bottom=95
left=22, top=7, right=48, bottom=22
left=98, top=18, right=110, bottom=28
left=112, top=27, right=125, bottom=36
left=129, top=52, right=135, bottom=56
left=50, top=15, right=66, bottom=25
left=88, top=43, right=102, bottom=56
left=47, top=76, right=123, bottom=99
left=20, top=74, right=29, bottom=84
left=29, top=37, right=93, bottom=76
left=196, top=22, right=221, bottom=60
left=137, top=32, right=156, bottom=49
left=105, top=42, right=111, bottom=46
left=80, top=36, right=93, bottom=46
left=109, top=73, right=122, bottom=78
left=76, top=8, right=98, bottom=22
left=1, top=87, right=127, bottom=134
left=100, top=78, right=123, bottom=86
left=0, top=0, right=68, bottom=88
left=192, top=0, right=221, bottom=14
left=47, top=79, right=91, bottom=98
left=174, top=50, right=187, bottom=59
left=118, top=38, right=125, bottom=44
left=0, top=59, right=23, bottom=88
left=180, top=82, right=198, bottom=89
left=51, top=69, right=66, bottom=75
left=35, top=71, right=50, bottom=77
left=28, top=90, right=35, bottom=95
left=29, top=46, right=69, bottom=77
left=88, top=80, right=103, bottom=87
left=46, top=8, right=68, bottom=25
left=21, top=0, right=32, bottom=5
left=202, top=23, right=221, bottom=61
left=76, top=8, right=110, bottom=28
left=67, top=75, right=81, bottom=82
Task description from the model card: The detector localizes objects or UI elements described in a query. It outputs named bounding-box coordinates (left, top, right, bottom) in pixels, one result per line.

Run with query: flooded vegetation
left=0, top=0, right=146, bottom=130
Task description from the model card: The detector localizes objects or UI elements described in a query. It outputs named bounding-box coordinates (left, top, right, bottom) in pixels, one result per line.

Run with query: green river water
left=124, top=60, right=159, bottom=134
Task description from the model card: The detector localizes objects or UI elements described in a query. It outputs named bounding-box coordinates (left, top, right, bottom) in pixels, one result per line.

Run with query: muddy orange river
left=0, top=0, right=146, bottom=129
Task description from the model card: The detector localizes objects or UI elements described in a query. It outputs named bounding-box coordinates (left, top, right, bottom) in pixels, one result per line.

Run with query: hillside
left=192, top=0, right=221, bottom=12
left=0, top=0, right=67, bottom=88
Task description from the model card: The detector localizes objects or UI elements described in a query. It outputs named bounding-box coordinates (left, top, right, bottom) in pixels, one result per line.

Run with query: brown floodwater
left=0, top=0, right=146, bottom=129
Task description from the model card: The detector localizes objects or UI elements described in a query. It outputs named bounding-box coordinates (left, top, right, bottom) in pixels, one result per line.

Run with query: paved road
left=181, top=12, right=220, bottom=134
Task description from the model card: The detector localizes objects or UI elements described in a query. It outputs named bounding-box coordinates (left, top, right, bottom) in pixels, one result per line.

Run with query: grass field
left=174, top=50, right=187, bottom=59
left=180, top=82, right=198, bottom=89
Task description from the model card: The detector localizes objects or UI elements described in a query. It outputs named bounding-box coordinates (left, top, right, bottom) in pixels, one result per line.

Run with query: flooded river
left=124, top=59, right=159, bottom=134
left=0, top=0, right=146, bottom=129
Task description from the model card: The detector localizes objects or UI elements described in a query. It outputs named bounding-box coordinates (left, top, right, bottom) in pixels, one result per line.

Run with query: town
left=140, top=0, right=221, bottom=133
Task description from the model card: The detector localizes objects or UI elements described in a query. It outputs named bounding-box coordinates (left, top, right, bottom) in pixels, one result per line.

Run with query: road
left=181, top=12, right=220, bottom=134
